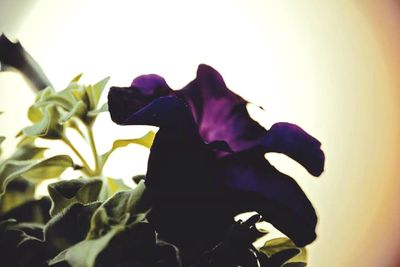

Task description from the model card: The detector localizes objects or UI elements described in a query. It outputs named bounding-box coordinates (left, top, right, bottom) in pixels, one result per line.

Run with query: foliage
left=0, top=37, right=324, bottom=266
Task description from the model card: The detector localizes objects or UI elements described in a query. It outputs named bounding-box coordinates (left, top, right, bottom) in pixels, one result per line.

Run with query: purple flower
left=108, top=65, right=324, bottom=259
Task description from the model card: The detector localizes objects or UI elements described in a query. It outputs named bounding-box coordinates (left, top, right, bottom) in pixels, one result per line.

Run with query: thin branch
left=87, top=126, right=101, bottom=176
left=61, top=134, right=93, bottom=176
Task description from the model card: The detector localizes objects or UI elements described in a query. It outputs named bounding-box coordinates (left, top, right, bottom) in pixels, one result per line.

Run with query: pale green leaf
left=101, top=131, right=155, bottom=165
left=107, top=177, right=131, bottom=195
left=112, top=131, right=155, bottom=150
left=34, top=95, right=74, bottom=110
left=87, top=103, right=108, bottom=117
left=10, top=144, right=47, bottom=160
left=27, top=87, right=55, bottom=123
left=21, top=155, right=74, bottom=180
left=59, top=100, right=87, bottom=124
left=260, top=237, right=307, bottom=264
left=0, top=155, right=72, bottom=196
left=0, top=136, right=5, bottom=157
left=86, top=77, right=110, bottom=110
left=23, top=105, right=63, bottom=139
left=70, top=73, right=83, bottom=83
left=71, top=85, right=88, bottom=103
left=16, top=136, right=36, bottom=148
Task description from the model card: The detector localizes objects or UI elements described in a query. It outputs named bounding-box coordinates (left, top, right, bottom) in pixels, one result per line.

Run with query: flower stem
left=61, top=134, right=93, bottom=176
left=87, top=126, right=101, bottom=176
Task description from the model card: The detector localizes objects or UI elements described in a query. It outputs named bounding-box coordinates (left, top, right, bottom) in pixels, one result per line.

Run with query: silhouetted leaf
left=132, top=174, right=146, bottom=184
left=87, top=180, right=151, bottom=239
left=0, top=197, right=51, bottom=224
left=258, top=249, right=301, bottom=267
left=0, top=178, right=35, bottom=214
left=193, top=215, right=263, bottom=267
left=48, top=179, right=102, bottom=217
left=47, top=191, right=151, bottom=267
left=48, top=224, right=125, bottom=267
left=0, top=219, right=45, bottom=267
left=44, top=202, right=101, bottom=258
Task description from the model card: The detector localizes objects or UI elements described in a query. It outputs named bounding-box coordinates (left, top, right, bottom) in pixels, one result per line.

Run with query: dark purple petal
left=108, top=74, right=172, bottom=124
left=136, top=97, right=233, bottom=259
left=175, top=64, right=266, bottom=152
left=216, top=149, right=317, bottom=247
left=261, top=122, right=325, bottom=176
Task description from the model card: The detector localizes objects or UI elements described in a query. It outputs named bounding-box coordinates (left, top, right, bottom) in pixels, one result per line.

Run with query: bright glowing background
left=1, top=1, right=400, bottom=266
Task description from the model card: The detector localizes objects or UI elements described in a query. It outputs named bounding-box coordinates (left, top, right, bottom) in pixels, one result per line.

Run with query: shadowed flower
left=108, top=64, right=325, bottom=263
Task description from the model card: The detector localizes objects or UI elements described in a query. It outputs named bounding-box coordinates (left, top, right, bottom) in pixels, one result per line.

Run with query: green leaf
left=87, top=102, right=108, bottom=117
left=0, top=178, right=35, bottom=215
left=10, top=143, right=47, bottom=161
left=101, top=131, right=155, bottom=165
left=21, top=155, right=74, bottom=181
left=48, top=224, right=125, bottom=267
left=87, top=180, right=151, bottom=239
left=16, top=135, right=36, bottom=148
left=112, top=131, right=155, bottom=149
left=71, top=84, right=89, bottom=103
left=48, top=187, right=180, bottom=267
left=28, top=87, right=55, bottom=123
left=0, top=155, right=73, bottom=196
left=48, top=178, right=102, bottom=217
left=258, top=249, right=301, bottom=267
left=0, top=197, right=51, bottom=224
left=48, top=214, right=159, bottom=267
left=34, top=95, right=74, bottom=110
left=59, top=100, right=88, bottom=124
left=0, top=136, right=5, bottom=157
left=260, top=237, right=307, bottom=265
left=132, top=174, right=146, bottom=184
left=44, top=202, right=102, bottom=258
left=107, top=177, right=131, bottom=195
left=70, top=73, right=83, bottom=83
left=23, top=105, right=64, bottom=139
left=0, top=219, right=45, bottom=266
left=86, top=77, right=110, bottom=111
